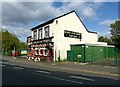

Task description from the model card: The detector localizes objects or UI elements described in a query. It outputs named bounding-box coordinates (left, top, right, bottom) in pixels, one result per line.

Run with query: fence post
left=58, top=50, right=60, bottom=62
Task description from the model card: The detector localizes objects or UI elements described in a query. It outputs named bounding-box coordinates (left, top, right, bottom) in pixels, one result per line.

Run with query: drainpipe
left=84, top=44, right=85, bottom=63
left=58, top=50, right=60, bottom=62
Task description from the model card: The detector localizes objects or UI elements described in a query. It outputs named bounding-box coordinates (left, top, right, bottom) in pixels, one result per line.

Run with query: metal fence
left=114, top=48, right=120, bottom=66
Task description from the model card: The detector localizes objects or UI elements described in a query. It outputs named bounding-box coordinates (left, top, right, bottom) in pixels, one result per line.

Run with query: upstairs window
left=33, top=30, right=37, bottom=40
left=38, top=28, right=42, bottom=39
left=44, top=26, right=49, bottom=38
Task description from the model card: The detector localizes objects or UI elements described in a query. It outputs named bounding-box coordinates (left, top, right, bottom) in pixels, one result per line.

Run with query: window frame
left=44, top=26, right=49, bottom=38
left=33, top=30, right=37, bottom=40
left=38, top=28, right=42, bottom=39
left=44, top=49, right=48, bottom=56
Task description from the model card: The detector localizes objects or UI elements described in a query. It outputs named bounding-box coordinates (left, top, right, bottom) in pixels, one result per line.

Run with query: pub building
left=27, top=10, right=100, bottom=62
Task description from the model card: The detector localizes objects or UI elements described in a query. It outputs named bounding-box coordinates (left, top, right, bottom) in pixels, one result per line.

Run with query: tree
left=2, top=29, right=20, bottom=51
left=1, top=29, right=27, bottom=53
left=18, top=42, right=27, bottom=50
left=110, top=20, right=120, bottom=45
left=98, top=36, right=106, bottom=42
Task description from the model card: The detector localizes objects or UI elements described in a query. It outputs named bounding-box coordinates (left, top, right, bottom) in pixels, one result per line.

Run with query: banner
left=21, top=50, right=27, bottom=55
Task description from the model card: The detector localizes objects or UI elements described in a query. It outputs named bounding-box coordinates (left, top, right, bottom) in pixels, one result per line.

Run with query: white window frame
left=35, top=48, right=39, bottom=55
left=33, top=30, right=37, bottom=40
left=44, top=49, right=48, bottom=56
left=38, top=28, right=42, bottom=39
left=39, top=48, right=43, bottom=56
left=44, top=26, right=49, bottom=38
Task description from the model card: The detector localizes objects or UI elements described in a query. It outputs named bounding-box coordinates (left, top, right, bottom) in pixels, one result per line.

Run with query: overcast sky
left=2, top=0, right=118, bottom=42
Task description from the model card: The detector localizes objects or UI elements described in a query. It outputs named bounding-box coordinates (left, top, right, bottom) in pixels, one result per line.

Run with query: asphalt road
left=1, top=60, right=119, bottom=86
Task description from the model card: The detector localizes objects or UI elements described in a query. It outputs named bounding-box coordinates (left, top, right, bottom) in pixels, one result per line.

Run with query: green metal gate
left=71, top=45, right=85, bottom=62
left=70, top=44, right=115, bottom=63
left=85, top=46, right=95, bottom=62
left=67, top=51, right=72, bottom=62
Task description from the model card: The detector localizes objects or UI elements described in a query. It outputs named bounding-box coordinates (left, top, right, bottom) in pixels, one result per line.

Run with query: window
left=33, top=30, right=37, bottom=40
left=38, top=28, right=42, bottom=39
left=44, top=49, right=48, bottom=56
left=28, top=38, right=31, bottom=42
left=39, top=49, right=43, bottom=55
left=35, top=48, right=39, bottom=55
left=44, top=26, right=49, bottom=38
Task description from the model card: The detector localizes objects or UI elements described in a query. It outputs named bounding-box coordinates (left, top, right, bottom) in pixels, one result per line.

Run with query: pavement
left=1, top=56, right=119, bottom=78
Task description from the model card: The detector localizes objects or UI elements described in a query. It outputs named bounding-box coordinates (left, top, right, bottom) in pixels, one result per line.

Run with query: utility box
left=69, top=44, right=115, bottom=63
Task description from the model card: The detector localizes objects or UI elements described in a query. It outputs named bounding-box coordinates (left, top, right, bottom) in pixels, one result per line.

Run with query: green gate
left=67, top=51, right=72, bottom=62
left=85, top=46, right=95, bottom=62
left=71, top=45, right=85, bottom=62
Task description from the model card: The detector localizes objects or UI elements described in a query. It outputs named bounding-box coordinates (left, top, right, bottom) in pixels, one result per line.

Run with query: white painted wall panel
left=51, top=12, right=97, bottom=60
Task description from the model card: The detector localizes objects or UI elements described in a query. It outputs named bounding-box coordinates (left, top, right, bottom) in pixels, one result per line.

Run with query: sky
left=1, top=0, right=119, bottom=42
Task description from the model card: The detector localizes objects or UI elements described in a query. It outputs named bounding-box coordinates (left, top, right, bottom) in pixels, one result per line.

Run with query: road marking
left=36, top=70, right=51, bottom=74
left=13, top=67, right=23, bottom=70
left=69, top=75, right=95, bottom=81
left=52, top=64, right=56, bottom=66
left=104, top=66, right=116, bottom=68
left=0, top=64, right=6, bottom=67
left=0, top=62, right=7, bottom=64
left=3, top=57, right=119, bottom=77
left=2, top=62, right=9, bottom=64
left=32, top=73, right=83, bottom=84
left=51, top=76, right=83, bottom=84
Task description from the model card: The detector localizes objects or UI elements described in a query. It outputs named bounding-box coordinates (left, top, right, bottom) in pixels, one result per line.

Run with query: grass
left=88, top=58, right=118, bottom=67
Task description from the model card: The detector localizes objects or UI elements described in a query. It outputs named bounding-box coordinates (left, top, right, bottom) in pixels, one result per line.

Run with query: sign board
left=77, top=54, right=81, bottom=58
left=64, top=30, right=82, bottom=39
left=21, top=50, right=27, bottom=55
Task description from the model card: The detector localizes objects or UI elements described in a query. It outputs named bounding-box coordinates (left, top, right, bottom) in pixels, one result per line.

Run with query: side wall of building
left=51, top=12, right=97, bottom=61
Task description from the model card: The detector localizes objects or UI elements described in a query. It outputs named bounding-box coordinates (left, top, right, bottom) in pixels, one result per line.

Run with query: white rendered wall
left=51, top=12, right=97, bottom=61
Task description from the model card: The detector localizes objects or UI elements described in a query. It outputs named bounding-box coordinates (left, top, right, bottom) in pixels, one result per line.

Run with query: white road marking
left=69, top=75, right=95, bottom=81
left=36, top=70, right=51, bottom=74
left=13, top=67, right=23, bottom=70
left=51, top=76, right=83, bottom=84
left=52, top=64, right=56, bottom=65
left=1, top=62, right=9, bottom=64
left=0, top=65, right=6, bottom=67
left=104, top=66, right=116, bottom=68
left=32, top=73, right=82, bottom=84
left=0, top=62, right=6, bottom=64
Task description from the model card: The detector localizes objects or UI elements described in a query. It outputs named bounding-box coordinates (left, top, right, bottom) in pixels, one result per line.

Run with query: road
left=1, top=58, right=119, bottom=86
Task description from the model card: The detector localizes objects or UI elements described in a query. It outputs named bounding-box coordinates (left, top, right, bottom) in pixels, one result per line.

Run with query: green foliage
left=98, top=36, right=106, bottom=42
left=110, top=20, right=120, bottom=45
left=1, top=29, right=27, bottom=52
left=18, top=42, right=27, bottom=50
left=60, top=59, right=67, bottom=62
left=98, top=36, right=113, bottom=45
left=2, top=29, right=20, bottom=50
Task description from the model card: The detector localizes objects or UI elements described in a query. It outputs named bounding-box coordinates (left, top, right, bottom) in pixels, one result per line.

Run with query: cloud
left=2, top=1, right=104, bottom=42
left=2, top=2, right=60, bottom=42
left=99, top=19, right=115, bottom=27
left=57, top=2, right=103, bottom=19
left=2, top=2, right=60, bottom=26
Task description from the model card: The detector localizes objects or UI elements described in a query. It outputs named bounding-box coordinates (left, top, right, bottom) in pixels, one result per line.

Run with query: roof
left=71, top=43, right=115, bottom=47
left=27, top=36, right=31, bottom=38
left=30, top=10, right=97, bottom=34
